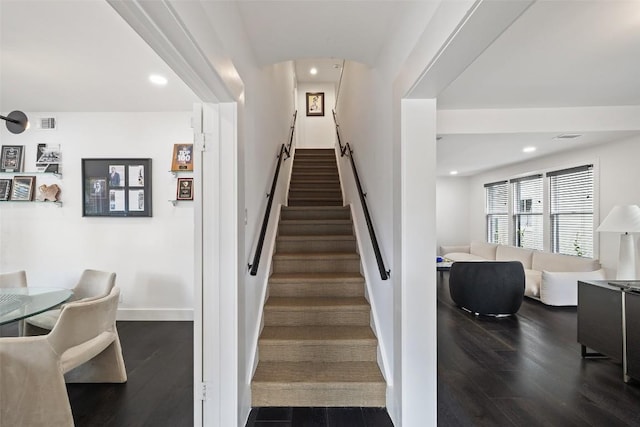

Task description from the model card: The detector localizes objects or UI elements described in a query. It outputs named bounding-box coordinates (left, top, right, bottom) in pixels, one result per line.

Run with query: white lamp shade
left=596, top=205, right=640, bottom=233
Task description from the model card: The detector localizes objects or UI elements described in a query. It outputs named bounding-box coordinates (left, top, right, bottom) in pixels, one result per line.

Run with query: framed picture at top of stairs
left=306, top=92, right=324, bottom=116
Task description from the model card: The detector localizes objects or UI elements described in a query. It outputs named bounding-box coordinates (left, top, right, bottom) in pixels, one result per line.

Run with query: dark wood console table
left=578, top=280, right=640, bottom=383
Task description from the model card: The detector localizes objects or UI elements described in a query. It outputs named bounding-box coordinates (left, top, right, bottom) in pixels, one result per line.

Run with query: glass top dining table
left=0, top=287, right=73, bottom=326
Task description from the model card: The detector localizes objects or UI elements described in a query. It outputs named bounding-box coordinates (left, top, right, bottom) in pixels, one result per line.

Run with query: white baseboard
left=116, top=308, right=194, bottom=321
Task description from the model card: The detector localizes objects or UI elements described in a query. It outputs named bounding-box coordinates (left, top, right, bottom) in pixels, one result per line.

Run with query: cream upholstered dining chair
left=0, top=286, right=127, bottom=426
left=0, top=270, right=28, bottom=335
left=24, top=269, right=116, bottom=336
left=0, top=270, right=28, bottom=288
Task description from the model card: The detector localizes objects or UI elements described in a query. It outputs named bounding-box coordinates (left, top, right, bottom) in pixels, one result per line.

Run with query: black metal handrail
left=248, top=111, right=297, bottom=276
left=332, top=110, right=390, bottom=280
left=283, top=110, right=297, bottom=159
left=332, top=110, right=347, bottom=156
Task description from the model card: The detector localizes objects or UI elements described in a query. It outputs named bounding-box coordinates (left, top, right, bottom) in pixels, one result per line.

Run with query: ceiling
left=2, top=1, right=639, bottom=177
left=0, top=0, right=199, bottom=112
left=434, top=0, right=640, bottom=176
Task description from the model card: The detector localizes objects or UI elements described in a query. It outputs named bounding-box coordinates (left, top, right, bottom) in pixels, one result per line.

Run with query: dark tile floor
left=245, top=407, right=394, bottom=427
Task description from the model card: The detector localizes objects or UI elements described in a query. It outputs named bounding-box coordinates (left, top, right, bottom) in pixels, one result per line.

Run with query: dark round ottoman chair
left=449, top=261, right=525, bottom=316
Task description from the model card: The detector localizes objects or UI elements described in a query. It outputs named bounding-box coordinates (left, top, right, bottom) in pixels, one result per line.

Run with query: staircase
left=251, top=148, right=386, bottom=407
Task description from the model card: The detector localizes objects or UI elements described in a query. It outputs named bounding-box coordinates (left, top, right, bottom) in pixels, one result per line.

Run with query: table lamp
left=596, top=205, right=640, bottom=279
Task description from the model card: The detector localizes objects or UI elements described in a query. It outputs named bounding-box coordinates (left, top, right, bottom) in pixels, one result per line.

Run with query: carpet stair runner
left=251, top=148, right=386, bottom=406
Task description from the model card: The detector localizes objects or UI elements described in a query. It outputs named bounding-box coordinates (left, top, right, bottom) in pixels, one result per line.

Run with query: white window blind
left=511, top=175, right=543, bottom=250
left=485, top=181, right=508, bottom=244
left=548, top=165, right=594, bottom=257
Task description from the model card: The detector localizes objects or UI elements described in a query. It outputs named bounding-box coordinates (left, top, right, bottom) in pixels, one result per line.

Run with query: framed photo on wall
left=0, top=145, right=24, bottom=172
left=176, top=177, right=194, bottom=201
left=0, top=179, right=11, bottom=201
left=306, top=92, right=324, bottom=116
left=10, top=176, right=35, bottom=201
left=82, top=158, right=152, bottom=217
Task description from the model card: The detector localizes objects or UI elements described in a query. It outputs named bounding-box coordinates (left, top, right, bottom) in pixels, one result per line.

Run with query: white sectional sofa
left=440, top=241, right=605, bottom=306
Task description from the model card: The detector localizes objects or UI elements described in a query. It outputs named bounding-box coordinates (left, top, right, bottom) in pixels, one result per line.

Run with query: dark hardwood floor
left=1, top=320, right=194, bottom=427
left=437, top=272, right=640, bottom=426
left=4, top=276, right=639, bottom=426
left=245, top=407, right=394, bottom=427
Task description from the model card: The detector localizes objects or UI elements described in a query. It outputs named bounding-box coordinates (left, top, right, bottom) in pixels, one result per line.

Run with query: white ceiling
left=0, top=0, right=198, bottom=112
left=294, top=58, right=344, bottom=84
left=2, top=1, right=639, bottom=177
left=434, top=0, right=640, bottom=176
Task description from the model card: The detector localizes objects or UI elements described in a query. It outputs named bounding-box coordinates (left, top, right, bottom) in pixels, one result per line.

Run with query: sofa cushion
left=496, top=245, right=533, bottom=269
left=532, top=251, right=600, bottom=272
left=444, top=252, right=488, bottom=262
left=470, top=241, right=498, bottom=260
left=440, top=245, right=470, bottom=255
left=540, top=269, right=606, bottom=306
left=525, top=269, right=542, bottom=297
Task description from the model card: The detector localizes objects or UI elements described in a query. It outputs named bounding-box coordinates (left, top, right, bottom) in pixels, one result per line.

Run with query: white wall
left=296, top=82, right=336, bottom=148
left=335, top=60, right=396, bottom=394
left=467, top=135, right=640, bottom=277
left=436, top=176, right=470, bottom=251
left=240, top=61, right=297, bottom=412
left=0, top=111, right=195, bottom=320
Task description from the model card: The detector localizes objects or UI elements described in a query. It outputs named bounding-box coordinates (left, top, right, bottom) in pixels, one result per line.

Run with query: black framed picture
left=306, top=92, right=324, bottom=116
left=0, top=145, right=24, bottom=172
left=82, top=158, right=152, bottom=217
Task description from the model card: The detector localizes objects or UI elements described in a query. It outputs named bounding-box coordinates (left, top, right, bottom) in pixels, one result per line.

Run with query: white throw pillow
left=540, top=269, right=606, bottom=306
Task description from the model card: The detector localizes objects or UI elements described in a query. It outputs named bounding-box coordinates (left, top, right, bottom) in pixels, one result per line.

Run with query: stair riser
left=272, top=258, right=360, bottom=274
left=291, top=166, right=337, bottom=172
left=259, top=342, right=377, bottom=362
left=290, top=175, right=339, bottom=182
left=291, top=170, right=339, bottom=176
left=278, top=223, right=352, bottom=235
left=289, top=184, right=341, bottom=191
left=280, top=208, right=350, bottom=220
left=295, top=149, right=335, bottom=155
left=289, top=191, right=342, bottom=199
left=251, top=384, right=386, bottom=407
left=294, top=157, right=338, bottom=168
left=264, top=310, right=370, bottom=326
left=269, top=282, right=364, bottom=298
left=276, top=239, right=356, bottom=253
left=288, top=199, right=343, bottom=207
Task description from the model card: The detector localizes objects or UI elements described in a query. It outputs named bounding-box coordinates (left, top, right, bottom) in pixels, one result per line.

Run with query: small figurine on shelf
left=38, top=183, right=61, bottom=202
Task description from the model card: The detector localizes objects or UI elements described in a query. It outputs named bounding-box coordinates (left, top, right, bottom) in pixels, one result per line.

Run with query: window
left=548, top=165, right=594, bottom=257
left=511, top=175, right=543, bottom=250
left=485, top=181, right=508, bottom=244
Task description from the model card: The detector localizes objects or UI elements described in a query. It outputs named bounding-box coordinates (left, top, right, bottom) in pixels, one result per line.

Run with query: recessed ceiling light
left=310, top=68, right=318, bottom=75
left=449, top=170, right=458, bottom=175
left=554, top=133, right=582, bottom=139
left=149, top=74, right=168, bottom=86
left=523, top=146, right=536, bottom=153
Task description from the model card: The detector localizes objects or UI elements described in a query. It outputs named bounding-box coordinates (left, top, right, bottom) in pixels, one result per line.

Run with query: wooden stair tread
left=269, top=272, right=364, bottom=282
left=253, top=361, right=384, bottom=383
left=277, top=234, right=355, bottom=241
left=265, top=297, right=369, bottom=310
left=282, top=206, right=349, bottom=211
left=273, top=252, right=359, bottom=259
left=280, top=219, right=351, bottom=224
left=260, top=325, right=375, bottom=341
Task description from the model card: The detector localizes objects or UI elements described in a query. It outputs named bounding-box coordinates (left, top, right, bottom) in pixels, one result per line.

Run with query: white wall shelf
left=0, top=171, right=62, bottom=178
